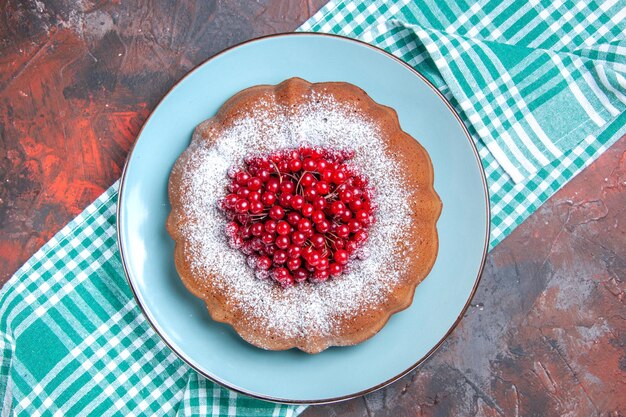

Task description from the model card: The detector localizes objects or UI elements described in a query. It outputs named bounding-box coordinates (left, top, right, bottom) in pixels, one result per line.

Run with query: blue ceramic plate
left=117, top=33, right=489, bottom=404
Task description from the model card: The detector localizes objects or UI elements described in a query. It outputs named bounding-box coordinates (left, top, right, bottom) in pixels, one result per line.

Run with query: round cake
left=166, top=77, right=441, bottom=354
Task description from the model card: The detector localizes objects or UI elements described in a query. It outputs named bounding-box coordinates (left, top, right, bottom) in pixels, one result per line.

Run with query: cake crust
left=167, top=78, right=441, bottom=353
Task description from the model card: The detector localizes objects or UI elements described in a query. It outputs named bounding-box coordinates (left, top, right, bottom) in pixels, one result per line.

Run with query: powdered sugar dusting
left=177, top=92, right=413, bottom=339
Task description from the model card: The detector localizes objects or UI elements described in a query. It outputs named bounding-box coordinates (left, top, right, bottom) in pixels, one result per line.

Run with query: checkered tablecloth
left=1, top=0, right=624, bottom=415
left=300, top=0, right=626, bottom=247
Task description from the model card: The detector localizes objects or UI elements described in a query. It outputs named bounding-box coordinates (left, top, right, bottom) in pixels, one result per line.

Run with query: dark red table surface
left=1, top=1, right=624, bottom=416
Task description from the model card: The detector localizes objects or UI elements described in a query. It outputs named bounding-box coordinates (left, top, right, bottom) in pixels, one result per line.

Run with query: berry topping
left=221, top=146, right=375, bottom=287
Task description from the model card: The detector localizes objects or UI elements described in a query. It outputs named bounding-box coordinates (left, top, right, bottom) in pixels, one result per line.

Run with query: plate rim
left=116, top=31, right=491, bottom=405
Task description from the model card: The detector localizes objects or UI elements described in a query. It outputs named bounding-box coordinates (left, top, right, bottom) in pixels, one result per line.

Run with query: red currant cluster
left=220, top=147, right=375, bottom=287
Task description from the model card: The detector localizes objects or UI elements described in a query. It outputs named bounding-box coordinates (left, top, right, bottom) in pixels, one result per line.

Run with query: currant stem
left=271, top=161, right=283, bottom=184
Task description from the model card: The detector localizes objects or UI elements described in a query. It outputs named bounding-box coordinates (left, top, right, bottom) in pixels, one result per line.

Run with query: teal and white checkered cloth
left=1, top=0, right=624, bottom=415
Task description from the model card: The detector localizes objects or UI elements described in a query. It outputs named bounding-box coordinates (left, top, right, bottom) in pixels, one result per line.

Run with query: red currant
left=290, top=195, right=304, bottom=210
left=289, top=159, right=302, bottom=172
left=287, top=257, right=301, bottom=271
left=251, top=223, right=264, bottom=236
left=340, top=210, right=353, bottom=223
left=331, top=238, right=345, bottom=250
left=293, top=268, right=308, bottom=282
left=334, top=250, right=349, bottom=264
left=301, top=203, right=314, bottom=217
left=339, top=188, right=354, bottom=202
left=331, top=201, right=345, bottom=215
left=225, top=194, right=238, bottom=208
left=288, top=245, right=302, bottom=258
left=355, top=210, right=369, bottom=222
left=304, top=187, right=317, bottom=201
left=258, top=169, right=270, bottom=181
left=291, top=231, right=307, bottom=245
left=307, top=251, right=321, bottom=266
left=316, top=219, right=331, bottom=233
left=251, top=238, right=264, bottom=251
left=273, top=250, right=288, bottom=264
left=300, top=173, right=315, bottom=188
left=281, top=181, right=295, bottom=194
left=311, top=234, right=326, bottom=248
left=265, top=244, right=277, bottom=256
left=316, top=257, right=329, bottom=270
left=237, top=188, right=250, bottom=197
left=321, top=170, right=334, bottom=182
left=247, top=177, right=262, bottom=191
left=269, top=206, right=285, bottom=220
left=311, top=210, right=325, bottom=224
left=257, top=256, right=272, bottom=270
left=297, top=218, right=312, bottom=232
left=278, top=193, right=292, bottom=207
left=261, top=232, right=275, bottom=245
left=332, top=170, right=346, bottom=184
left=240, top=226, right=253, bottom=239
left=262, top=192, right=276, bottom=206
left=266, top=178, right=280, bottom=193
left=273, top=267, right=294, bottom=287
left=236, top=171, right=250, bottom=185
left=313, top=196, right=327, bottom=210
left=235, top=199, right=249, bottom=213
left=270, top=152, right=281, bottom=163
left=336, top=224, right=350, bottom=239
left=354, top=230, right=368, bottom=243
left=315, top=181, right=330, bottom=194
left=329, top=263, right=342, bottom=276
left=348, top=220, right=361, bottom=232
left=249, top=201, right=264, bottom=214
left=264, top=220, right=277, bottom=233
left=287, top=212, right=301, bottom=226
left=248, top=191, right=260, bottom=202
left=312, top=269, right=329, bottom=282
left=350, top=199, right=364, bottom=211
left=276, top=221, right=291, bottom=235
left=303, top=158, right=317, bottom=171
left=345, top=240, right=358, bottom=253
left=276, top=235, right=290, bottom=250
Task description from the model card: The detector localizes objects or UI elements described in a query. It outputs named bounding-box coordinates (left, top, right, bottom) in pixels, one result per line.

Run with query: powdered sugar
left=177, top=92, right=413, bottom=339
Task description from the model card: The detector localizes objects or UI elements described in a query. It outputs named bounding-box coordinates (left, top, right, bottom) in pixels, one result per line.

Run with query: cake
left=166, top=78, right=441, bottom=354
